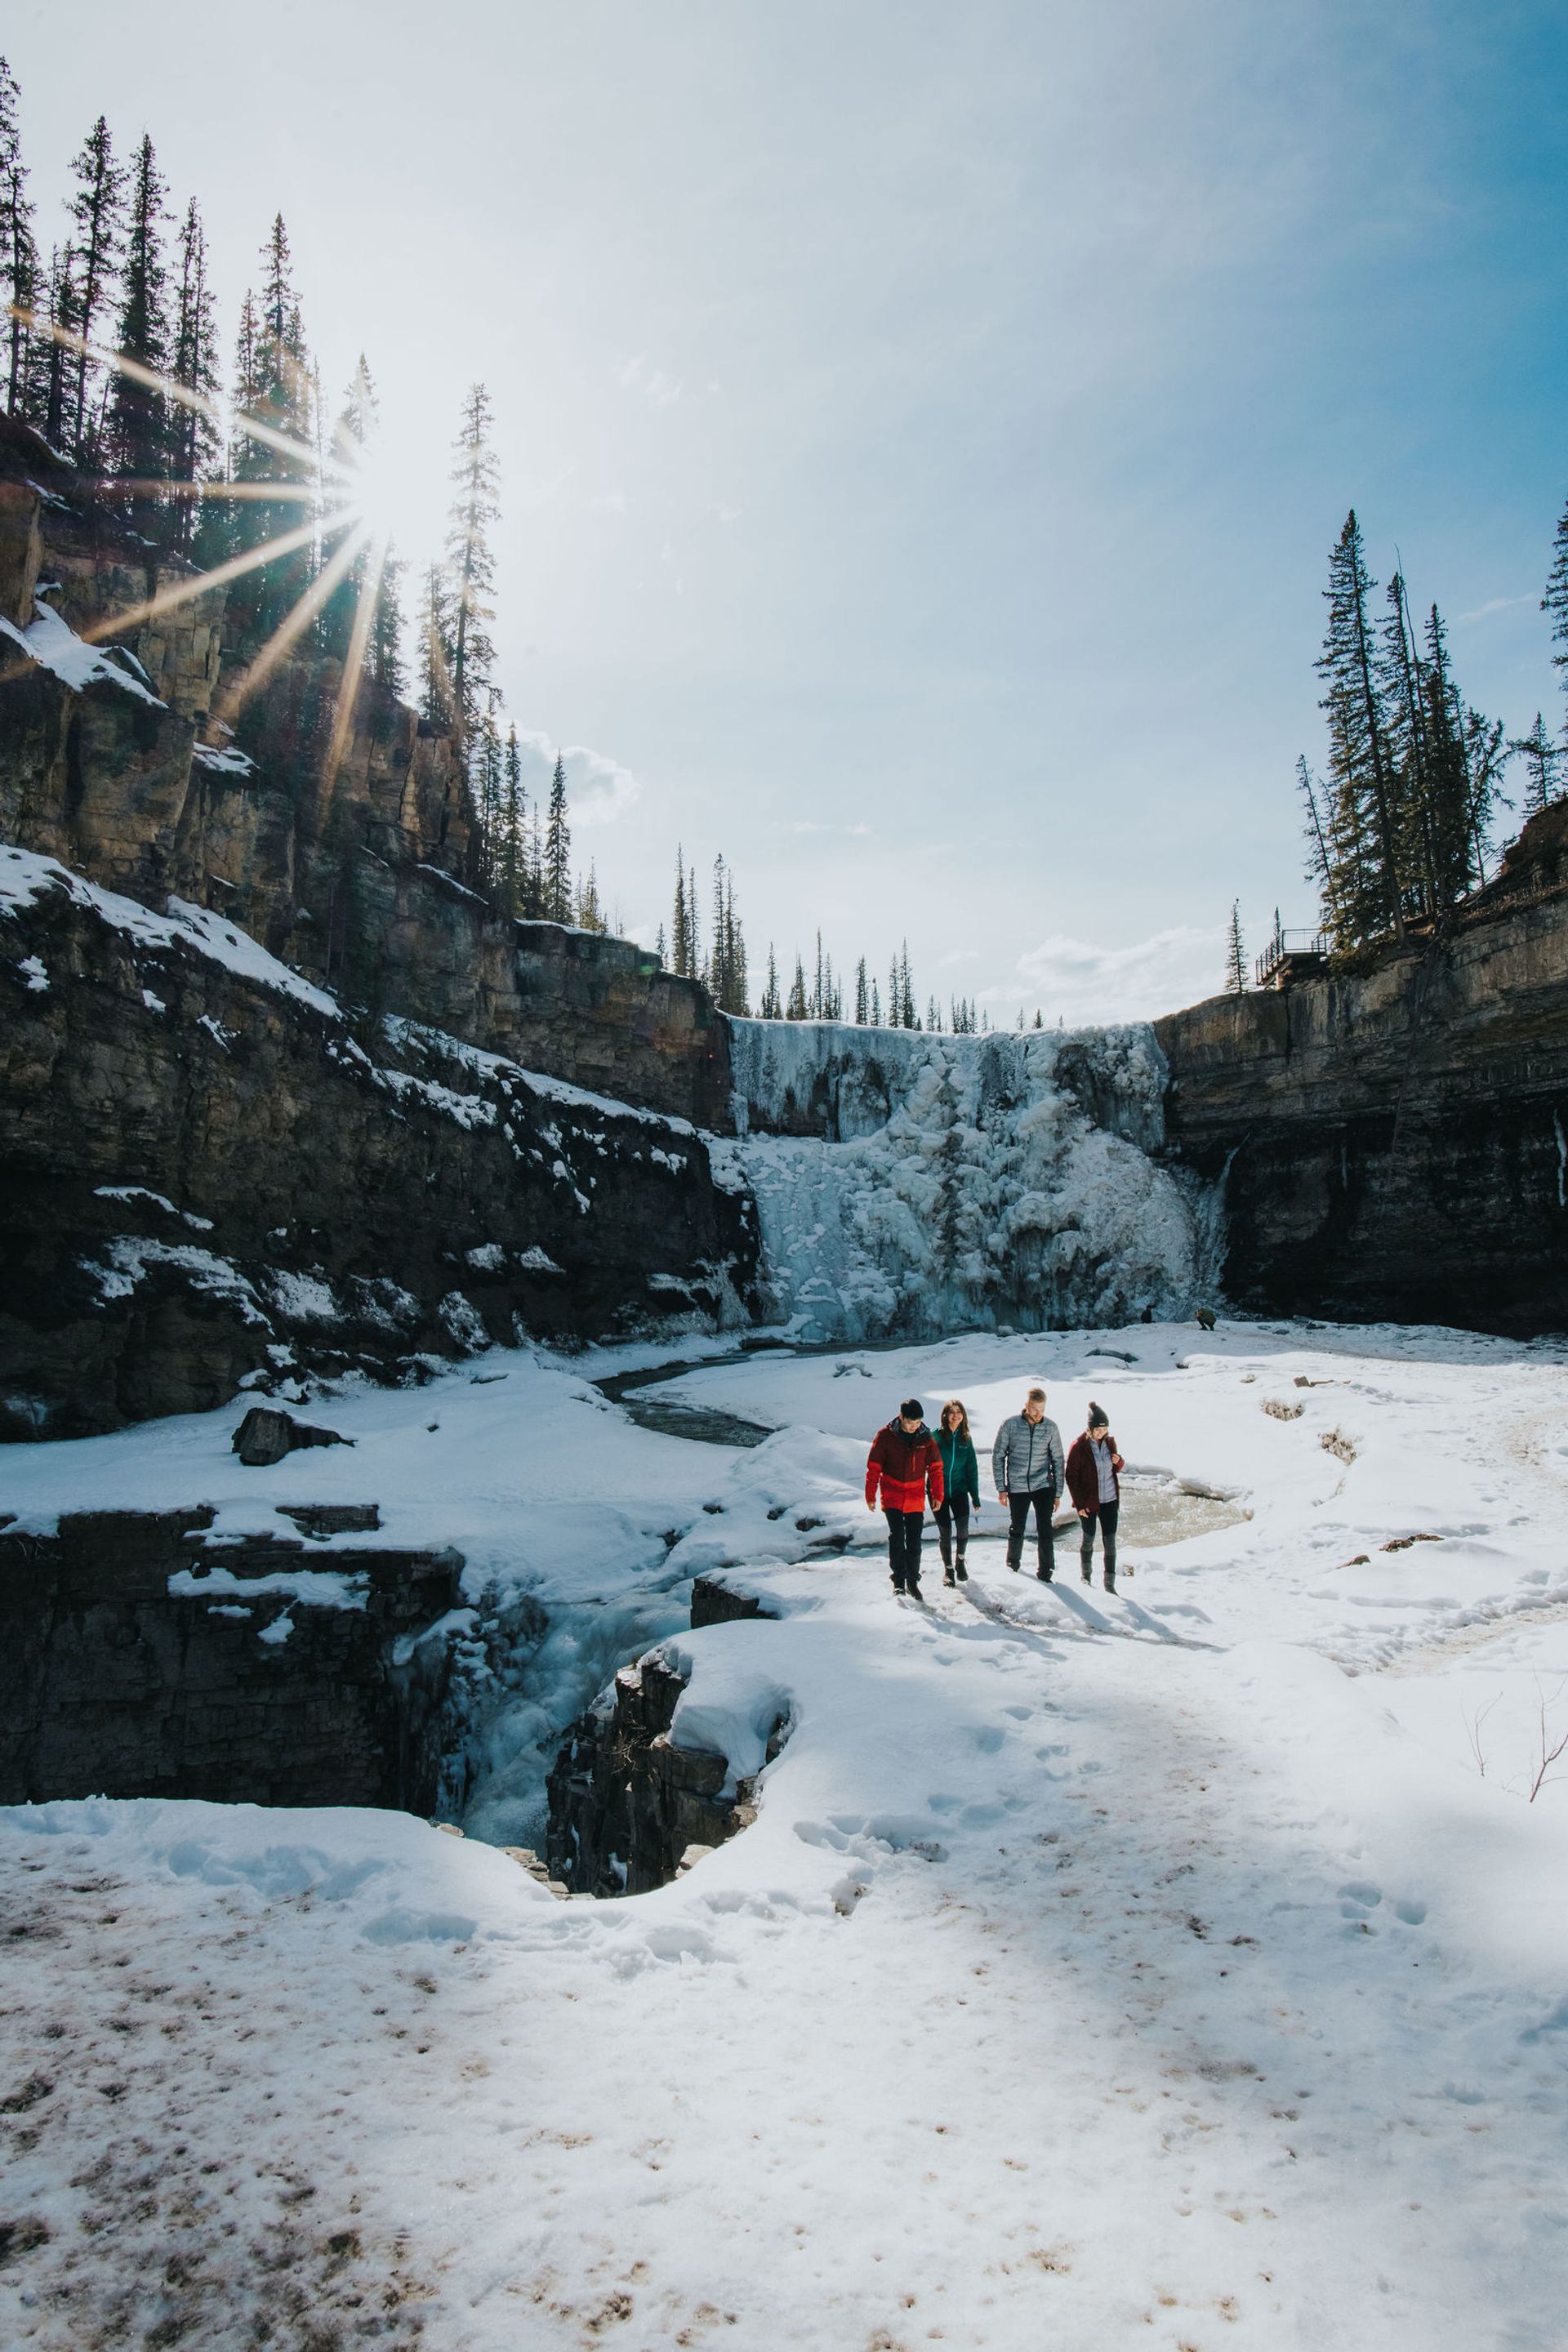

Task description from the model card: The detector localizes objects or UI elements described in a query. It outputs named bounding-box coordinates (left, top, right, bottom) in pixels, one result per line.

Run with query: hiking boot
left=943, top=1571, right=956, bottom=1588
left=1103, top=1572, right=1116, bottom=1592
left=1081, top=1570, right=1093, bottom=1584
left=1036, top=1569, right=1053, bottom=1584
left=907, top=1582, right=924, bottom=1601
left=956, top=1561, right=969, bottom=1582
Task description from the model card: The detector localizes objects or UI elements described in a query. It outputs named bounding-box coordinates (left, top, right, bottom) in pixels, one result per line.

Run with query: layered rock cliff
left=1155, top=805, right=1568, bottom=1334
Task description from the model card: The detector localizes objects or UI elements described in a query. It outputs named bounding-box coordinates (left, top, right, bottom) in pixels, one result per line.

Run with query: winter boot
left=943, top=1570, right=956, bottom=1588
left=956, top=1555, right=969, bottom=1583
left=1103, top=1570, right=1116, bottom=1593
left=907, top=1579, right=923, bottom=1601
left=1036, top=1568, right=1053, bottom=1584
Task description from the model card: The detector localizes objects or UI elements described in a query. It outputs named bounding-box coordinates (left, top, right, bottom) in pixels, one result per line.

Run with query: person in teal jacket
left=934, top=1399, right=981, bottom=1586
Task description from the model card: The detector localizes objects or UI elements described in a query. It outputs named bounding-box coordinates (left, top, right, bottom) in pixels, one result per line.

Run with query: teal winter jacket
left=936, top=1426, right=981, bottom=1507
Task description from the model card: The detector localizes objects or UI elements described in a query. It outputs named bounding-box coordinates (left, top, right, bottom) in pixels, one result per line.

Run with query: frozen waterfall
left=720, top=1018, right=1218, bottom=1344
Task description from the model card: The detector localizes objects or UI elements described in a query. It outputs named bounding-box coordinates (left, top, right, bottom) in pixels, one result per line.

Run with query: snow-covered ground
left=5, top=1318, right=1568, bottom=2348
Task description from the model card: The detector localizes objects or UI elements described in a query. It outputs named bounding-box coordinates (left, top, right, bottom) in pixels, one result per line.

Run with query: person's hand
left=1077, top=1507, right=1091, bottom=1520
left=998, top=1490, right=1009, bottom=1506
left=866, top=1497, right=876, bottom=1512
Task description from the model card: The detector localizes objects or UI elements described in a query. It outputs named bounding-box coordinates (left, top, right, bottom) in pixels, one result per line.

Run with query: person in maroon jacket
left=865, top=1398, right=946, bottom=1598
left=1065, top=1402, right=1125, bottom=1590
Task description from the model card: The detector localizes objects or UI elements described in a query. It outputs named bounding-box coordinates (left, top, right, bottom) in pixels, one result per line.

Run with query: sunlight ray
left=321, top=535, right=390, bottom=797
left=214, top=522, right=373, bottom=725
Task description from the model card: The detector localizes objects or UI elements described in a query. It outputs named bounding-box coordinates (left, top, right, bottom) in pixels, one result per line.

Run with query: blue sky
left=7, top=0, right=1566, bottom=1018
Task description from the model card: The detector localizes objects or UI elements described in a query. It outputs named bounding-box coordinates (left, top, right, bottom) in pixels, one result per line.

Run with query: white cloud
left=938, top=947, right=982, bottom=967
left=511, top=729, right=642, bottom=829
left=1006, top=923, right=1227, bottom=1024
left=781, top=820, right=873, bottom=836
left=1456, top=593, right=1535, bottom=624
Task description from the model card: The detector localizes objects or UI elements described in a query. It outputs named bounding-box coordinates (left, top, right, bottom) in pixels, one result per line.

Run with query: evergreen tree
left=1544, top=496, right=1568, bottom=734
left=168, top=197, right=222, bottom=556
left=760, top=944, right=782, bottom=1020
left=496, top=724, right=525, bottom=915
left=1033, top=1008, right=1044, bottom=1028
left=656, top=921, right=667, bottom=964
left=871, top=978, right=882, bottom=1026
left=65, top=114, right=125, bottom=461
left=368, top=543, right=406, bottom=696
left=786, top=954, right=808, bottom=1019
left=1508, top=714, right=1565, bottom=819
left=853, top=956, right=868, bottom=1025
left=229, top=217, right=315, bottom=641
left=445, top=381, right=499, bottom=755
left=1225, top=901, right=1246, bottom=994
left=474, top=706, right=504, bottom=887
left=927, top=996, right=940, bottom=1031
left=1462, top=704, right=1508, bottom=886
left=577, top=862, right=606, bottom=933
left=1421, top=605, right=1486, bottom=906
left=1297, top=755, right=1333, bottom=906
left=321, top=354, right=379, bottom=657
left=543, top=753, right=572, bottom=921
left=105, top=135, right=171, bottom=532
left=36, top=243, right=78, bottom=449
left=416, top=563, right=453, bottom=728
left=0, top=57, right=41, bottom=420
left=1315, top=511, right=1405, bottom=945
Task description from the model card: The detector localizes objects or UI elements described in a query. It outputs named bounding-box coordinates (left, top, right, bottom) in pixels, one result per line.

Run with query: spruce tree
left=37, top=243, right=78, bottom=449
left=65, top=114, right=124, bottom=462
left=445, top=381, right=499, bottom=756
left=105, top=135, right=171, bottom=532
left=853, top=957, right=868, bottom=1025
left=786, top=955, right=808, bottom=1019
left=1545, top=496, right=1568, bottom=734
left=474, top=707, right=504, bottom=887
left=497, top=724, right=525, bottom=915
left=321, top=354, right=379, bottom=657
left=169, top=197, right=222, bottom=555
left=577, top=862, right=605, bottom=933
left=1508, top=714, right=1564, bottom=819
left=1225, top=901, right=1246, bottom=993
left=368, top=544, right=406, bottom=696
left=417, top=563, right=453, bottom=728
left=760, top=944, right=781, bottom=1020
left=1316, top=511, right=1405, bottom=944
left=229, top=217, right=315, bottom=641
left=1421, top=605, right=1483, bottom=906
left=0, top=58, right=40, bottom=421
left=871, top=978, right=882, bottom=1026
left=543, top=753, right=572, bottom=922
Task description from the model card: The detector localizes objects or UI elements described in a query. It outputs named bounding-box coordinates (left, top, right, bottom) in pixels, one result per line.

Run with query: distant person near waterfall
left=934, top=1400, right=981, bottom=1587
left=1067, top=1404, right=1125, bottom=1591
left=992, top=1386, right=1065, bottom=1581
left=865, top=1400, right=945, bottom=1600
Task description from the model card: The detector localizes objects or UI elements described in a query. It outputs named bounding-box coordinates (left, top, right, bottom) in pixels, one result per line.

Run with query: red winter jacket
left=866, top=1419, right=945, bottom=1513
left=1065, top=1432, right=1123, bottom=1512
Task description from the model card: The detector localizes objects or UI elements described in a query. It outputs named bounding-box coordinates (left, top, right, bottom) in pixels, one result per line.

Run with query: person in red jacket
left=865, top=1398, right=946, bottom=1599
left=1065, top=1402, right=1125, bottom=1590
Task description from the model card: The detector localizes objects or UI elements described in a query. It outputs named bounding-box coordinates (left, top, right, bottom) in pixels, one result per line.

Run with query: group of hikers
left=864, top=1388, right=1125, bottom=1602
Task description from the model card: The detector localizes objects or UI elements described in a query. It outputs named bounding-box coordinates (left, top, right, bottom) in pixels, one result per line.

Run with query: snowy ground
left=5, top=1319, right=1568, bottom=2348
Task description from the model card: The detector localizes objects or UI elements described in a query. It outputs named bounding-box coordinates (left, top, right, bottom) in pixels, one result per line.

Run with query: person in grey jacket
left=991, top=1385, right=1066, bottom=1581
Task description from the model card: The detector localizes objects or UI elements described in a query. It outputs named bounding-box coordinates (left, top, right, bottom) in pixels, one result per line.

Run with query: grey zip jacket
left=991, top=1412, right=1065, bottom=1499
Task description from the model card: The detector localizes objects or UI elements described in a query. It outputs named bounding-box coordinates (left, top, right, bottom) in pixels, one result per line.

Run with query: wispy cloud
left=613, top=354, right=682, bottom=406
left=938, top=947, right=982, bottom=968
left=1456, top=592, right=1535, bottom=625
left=512, top=730, right=642, bottom=828
left=1005, top=923, right=1227, bottom=1024
left=781, top=820, right=873, bottom=836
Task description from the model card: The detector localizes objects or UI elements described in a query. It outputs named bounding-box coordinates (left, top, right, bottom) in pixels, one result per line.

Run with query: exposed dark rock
left=1155, top=806, right=1568, bottom=1335
left=232, top=1406, right=353, bottom=1466
left=277, top=1503, right=382, bottom=1536
left=0, top=871, right=760, bottom=1437
left=690, top=1576, right=780, bottom=1628
left=0, top=1509, right=465, bottom=1809
left=546, top=1649, right=784, bottom=1897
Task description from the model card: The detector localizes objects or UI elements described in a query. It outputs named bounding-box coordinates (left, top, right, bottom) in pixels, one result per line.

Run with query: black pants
left=1006, top=1490, right=1056, bottom=1578
left=884, top=1508, right=924, bottom=1590
left=934, top=1496, right=970, bottom=1566
left=1079, top=1499, right=1119, bottom=1576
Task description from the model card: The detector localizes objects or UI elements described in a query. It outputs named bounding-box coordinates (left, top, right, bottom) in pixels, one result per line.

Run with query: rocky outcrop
left=546, top=1650, right=785, bottom=1896
left=0, top=858, right=760, bottom=1437
left=689, top=1575, right=779, bottom=1628
left=0, top=1508, right=464, bottom=1810
left=1155, top=806, right=1568, bottom=1333
left=0, top=412, right=728, bottom=1124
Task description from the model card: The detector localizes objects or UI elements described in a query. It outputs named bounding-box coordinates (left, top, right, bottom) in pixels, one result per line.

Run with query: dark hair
left=899, top=1396, right=924, bottom=1421
left=1088, top=1401, right=1109, bottom=1430
left=941, top=1398, right=971, bottom=1441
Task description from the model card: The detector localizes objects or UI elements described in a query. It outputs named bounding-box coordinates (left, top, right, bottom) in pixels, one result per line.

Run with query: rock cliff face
left=0, top=851, right=758, bottom=1437
left=1155, top=806, right=1568, bottom=1334
left=0, top=1508, right=464, bottom=1811
left=0, top=412, right=727, bottom=1125
left=546, top=1646, right=785, bottom=1897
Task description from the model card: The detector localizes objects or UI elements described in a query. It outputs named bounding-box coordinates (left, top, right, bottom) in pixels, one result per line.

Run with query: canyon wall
left=0, top=1508, right=464, bottom=1811
left=1155, top=806, right=1568, bottom=1334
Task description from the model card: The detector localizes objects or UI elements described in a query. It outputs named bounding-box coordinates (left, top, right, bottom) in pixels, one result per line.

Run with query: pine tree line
left=1290, top=504, right=1568, bottom=960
